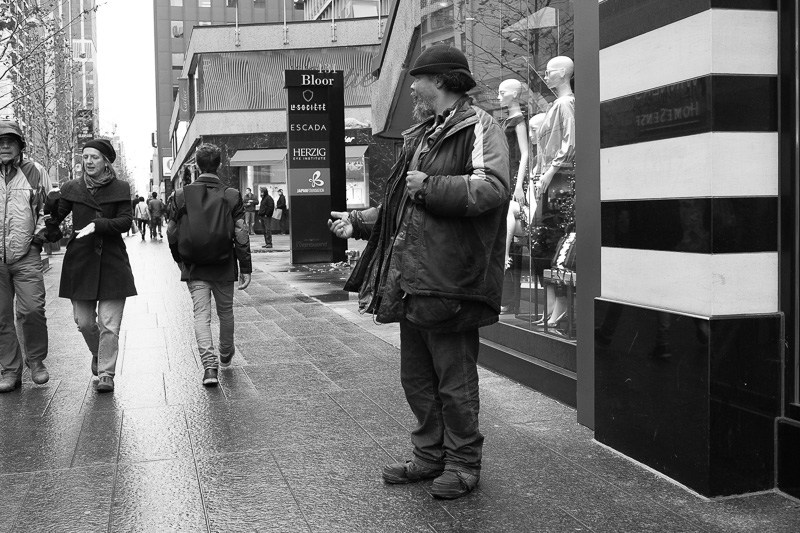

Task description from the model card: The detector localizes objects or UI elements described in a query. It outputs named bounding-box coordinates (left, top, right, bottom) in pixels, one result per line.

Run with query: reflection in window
left=199, top=0, right=211, bottom=7
left=171, top=0, right=183, bottom=6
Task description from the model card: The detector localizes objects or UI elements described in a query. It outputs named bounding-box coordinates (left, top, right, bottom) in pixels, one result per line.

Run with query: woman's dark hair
left=196, top=143, right=221, bottom=173
left=435, top=71, right=476, bottom=94
left=139, top=196, right=144, bottom=202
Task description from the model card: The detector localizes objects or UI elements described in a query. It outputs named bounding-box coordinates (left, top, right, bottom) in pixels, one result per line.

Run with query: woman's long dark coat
left=56, top=177, right=137, bottom=300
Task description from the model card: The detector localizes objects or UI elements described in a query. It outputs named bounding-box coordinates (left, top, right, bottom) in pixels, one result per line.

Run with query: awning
left=229, top=149, right=287, bottom=167
left=345, top=145, right=369, bottom=158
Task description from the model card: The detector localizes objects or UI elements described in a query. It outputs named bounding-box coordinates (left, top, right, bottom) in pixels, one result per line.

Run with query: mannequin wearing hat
left=531, top=56, right=575, bottom=328
left=52, top=138, right=137, bottom=393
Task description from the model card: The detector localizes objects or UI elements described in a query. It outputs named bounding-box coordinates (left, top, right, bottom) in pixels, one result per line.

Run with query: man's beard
left=412, top=92, right=436, bottom=122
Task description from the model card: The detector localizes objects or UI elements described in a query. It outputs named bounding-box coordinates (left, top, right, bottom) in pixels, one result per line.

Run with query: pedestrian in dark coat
left=257, top=188, right=274, bottom=248
left=54, top=139, right=137, bottom=393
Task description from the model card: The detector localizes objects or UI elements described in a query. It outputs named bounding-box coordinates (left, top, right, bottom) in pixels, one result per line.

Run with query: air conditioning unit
left=293, top=0, right=305, bottom=9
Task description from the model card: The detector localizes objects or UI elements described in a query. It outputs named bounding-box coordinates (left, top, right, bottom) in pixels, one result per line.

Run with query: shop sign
left=285, top=69, right=346, bottom=264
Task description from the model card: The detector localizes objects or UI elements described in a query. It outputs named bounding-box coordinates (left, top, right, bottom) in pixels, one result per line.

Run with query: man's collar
left=196, top=173, right=221, bottom=182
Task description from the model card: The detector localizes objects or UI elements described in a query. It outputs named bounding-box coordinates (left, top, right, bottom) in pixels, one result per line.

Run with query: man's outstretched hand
left=327, top=211, right=353, bottom=239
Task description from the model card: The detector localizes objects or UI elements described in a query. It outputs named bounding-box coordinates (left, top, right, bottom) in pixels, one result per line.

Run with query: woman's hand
left=75, top=222, right=96, bottom=239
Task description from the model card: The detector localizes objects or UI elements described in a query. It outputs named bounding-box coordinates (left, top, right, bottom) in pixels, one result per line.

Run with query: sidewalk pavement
left=1, top=235, right=798, bottom=532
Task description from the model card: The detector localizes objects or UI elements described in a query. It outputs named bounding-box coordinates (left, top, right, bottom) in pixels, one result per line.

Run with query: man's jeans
left=244, top=211, right=255, bottom=234
left=0, top=246, right=47, bottom=375
left=261, top=216, right=272, bottom=246
left=400, top=321, right=483, bottom=475
left=187, top=280, right=234, bottom=369
left=150, top=216, right=163, bottom=238
left=72, top=299, right=125, bottom=378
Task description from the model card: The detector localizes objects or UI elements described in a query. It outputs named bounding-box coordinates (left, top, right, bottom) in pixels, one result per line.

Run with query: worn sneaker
left=96, top=376, right=114, bottom=393
left=382, top=461, right=444, bottom=484
left=202, top=368, right=219, bottom=387
left=430, top=470, right=480, bottom=499
left=0, top=373, right=22, bottom=393
left=26, top=360, right=49, bottom=384
left=219, top=347, right=235, bottom=368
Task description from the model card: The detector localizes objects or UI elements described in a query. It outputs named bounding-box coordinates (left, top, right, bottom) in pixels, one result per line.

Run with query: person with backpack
left=0, top=120, right=56, bottom=392
left=166, top=143, right=252, bottom=387
left=134, top=197, right=149, bottom=240
left=257, top=187, right=274, bottom=248
left=147, top=192, right=165, bottom=239
left=52, top=139, right=137, bottom=393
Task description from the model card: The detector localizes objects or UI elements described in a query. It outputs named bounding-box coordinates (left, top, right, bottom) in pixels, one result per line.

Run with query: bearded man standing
left=328, top=45, right=509, bottom=499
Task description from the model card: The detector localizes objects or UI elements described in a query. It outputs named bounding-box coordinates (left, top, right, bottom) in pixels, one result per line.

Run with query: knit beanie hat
left=83, top=139, right=116, bottom=163
left=409, top=44, right=474, bottom=82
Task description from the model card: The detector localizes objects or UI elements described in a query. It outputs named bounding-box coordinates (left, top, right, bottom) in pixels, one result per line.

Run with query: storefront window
left=345, top=147, right=369, bottom=209
left=420, top=0, right=576, bottom=339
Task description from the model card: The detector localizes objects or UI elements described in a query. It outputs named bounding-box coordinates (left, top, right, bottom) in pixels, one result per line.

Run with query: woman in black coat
left=55, top=139, right=137, bottom=392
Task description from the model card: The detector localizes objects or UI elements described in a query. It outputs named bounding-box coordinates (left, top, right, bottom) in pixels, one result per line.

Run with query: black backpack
left=176, top=183, right=234, bottom=265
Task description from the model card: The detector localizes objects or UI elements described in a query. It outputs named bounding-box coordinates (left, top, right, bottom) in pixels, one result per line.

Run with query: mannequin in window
left=530, top=56, right=575, bottom=328
left=498, top=79, right=530, bottom=314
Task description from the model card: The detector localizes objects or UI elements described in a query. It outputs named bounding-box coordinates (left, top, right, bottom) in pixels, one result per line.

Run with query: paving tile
left=12, top=465, right=115, bottom=533
left=72, top=409, right=123, bottom=466
left=294, top=335, right=360, bottom=360
left=80, top=372, right=166, bottom=412
left=118, top=347, right=171, bottom=374
left=219, top=366, right=260, bottom=400
left=196, top=450, right=310, bottom=533
left=314, top=355, right=398, bottom=390
left=238, top=341, right=313, bottom=365
left=273, top=317, right=344, bottom=337
left=164, top=370, right=228, bottom=406
left=0, top=380, right=59, bottom=419
left=0, top=473, right=31, bottom=533
left=0, top=414, right=84, bottom=474
left=244, top=362, right=342, bottom=398
left=328, top=389, right=409, bottom=440
left=273, top=443, right=451, bottom=533
left=118, top=405, right=192, bottom=463
left=122, top=327, right=166, bottom=350
left=185, top=400, right=275, bottom=455
left=109, top=459, right=206, bottom=532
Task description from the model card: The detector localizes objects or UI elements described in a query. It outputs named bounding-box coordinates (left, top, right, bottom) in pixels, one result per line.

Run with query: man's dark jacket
left=258, top=193, right=274, bottom=218
left=344, top=96, right=509, bottom=330
left=166, top=174, right=252, bottom=282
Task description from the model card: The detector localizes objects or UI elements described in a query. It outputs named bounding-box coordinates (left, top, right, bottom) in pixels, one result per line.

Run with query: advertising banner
left=75, top=109, right=94, bottom=147
left=285, top=70, right=346, bottom=264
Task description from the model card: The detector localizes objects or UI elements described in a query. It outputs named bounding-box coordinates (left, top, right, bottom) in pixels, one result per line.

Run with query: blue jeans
left=400, top=321, right=483, bottom=475
left=187, top=280, right=234, bottom=369
left=72, top=299, right=126, bottom=378
left=0, top=245, right=47, bottom=375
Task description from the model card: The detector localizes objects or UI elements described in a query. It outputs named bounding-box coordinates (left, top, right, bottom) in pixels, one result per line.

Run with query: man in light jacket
left=328, top=45, right=509, bottom=499
left=0, top=121, right=53, bottom=392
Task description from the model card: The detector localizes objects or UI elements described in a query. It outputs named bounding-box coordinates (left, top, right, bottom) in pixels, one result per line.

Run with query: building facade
left=373, top=0, right=799, bottom=499
left=152, top=0, right=307, bottom=198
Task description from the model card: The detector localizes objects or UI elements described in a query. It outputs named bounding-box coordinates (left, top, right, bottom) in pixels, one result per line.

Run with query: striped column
left=595, top=1, right=782, bottom=497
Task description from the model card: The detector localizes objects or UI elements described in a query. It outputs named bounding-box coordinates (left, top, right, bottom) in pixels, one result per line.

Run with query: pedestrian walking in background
left=328, top=45, right=509, bottom=499
left=127, top=196, right=138, bottom=237
left=147, top=192, right=165, bottom=239
left=257, top=187, right=274, bottom=249
left=276, top=189, right=289, bottom=234
left=134, top=197, right=149, bottom=240
left=0, top=120, right=55, bottom=392
left=167, top=143, right=252, bottom=387
left=53, top=139, right=137, bottom=393
left=243, top=187, right=257, bottom=235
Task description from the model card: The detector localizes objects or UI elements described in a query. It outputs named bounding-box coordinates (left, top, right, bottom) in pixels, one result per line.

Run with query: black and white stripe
left=598, top=1, right=778, bottom=317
